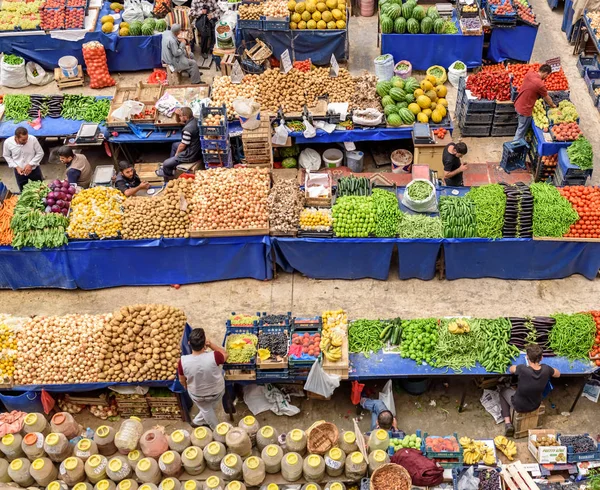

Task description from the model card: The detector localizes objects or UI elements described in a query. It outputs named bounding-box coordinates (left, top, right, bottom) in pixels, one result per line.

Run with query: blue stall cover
left=272, top=237, right=395, bottom=280
left=0, top=2, right=162, bottom=72
left=443, top=238, right=600, bottom=280
left=237, top=28, right=348, bottom=65
left=397, top=239, right=441, bottom=280
left=0, top=246, right=75, bottom=290
left=562, top=0, right=578, bottom=41
left=380, top=32, right=483, bottom=70
left=349, top=350, right=597, bottom=379
left=532, top=123, right=572, bottom=157
left=487, top=25, right=538, bottom=63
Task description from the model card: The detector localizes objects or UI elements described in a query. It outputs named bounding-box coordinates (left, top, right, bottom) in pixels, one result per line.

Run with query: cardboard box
left=528, top=429, right=567, bottom=464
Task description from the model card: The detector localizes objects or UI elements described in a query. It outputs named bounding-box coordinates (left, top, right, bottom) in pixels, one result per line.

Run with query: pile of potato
left=67, top=187, right=125, bottom=239
left=239, top=3, right=262, bottom=19
left=14, top=314, right=106, bottom=385
left=98, top=304, right=185, bottom=383
left=189, top=168, right=270, bottom=232
left=268, top=178, right=304, bottom=234
left=122, top=180, right=193, bottom=239
left=211, top=75, right=260, bottom=119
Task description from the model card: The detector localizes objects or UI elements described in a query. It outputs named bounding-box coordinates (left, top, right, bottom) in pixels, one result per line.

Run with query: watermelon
left=143, top=17, right=156, bottom=29
left=433, top=18, right=444, bottom=33
left=380, top=14, right=394, bottom=33
left=379, top=0, right=390, bottom=6
left=399, top=108, right=415, bottom=124
left=412, top=5, right=425, bottom=20
left=381, top=95, right=395, bottom=107
left=384, top=104, right=399, bottom=116
left=382, top=3, right=395, bottom=15
left=391, top=76, right=404, bottom=89
left=141, top=23, right=154, bottom=35
left=393, top=16, right=406, bottom=33
left=427, top=6, right=439, bottom=19
left=387, top=3, right=402, bottom=19
left=130, top=20, right=142, bottom=35
left=387, top=113, right=403, bottom=127
left=406, top=17, right=419, bottom=33
left=396, top=101, right=408, bottom=109
left=282, top=157, right=297, bottom=168
left=376, top=80, right=392, bottom=97
left=406, top=0, right=417, bottom=7
left=404, top=93, right=415, bottom=104
left=155, top=19, right=167, bottom=31
left=389, top=87, right=406, bottom=102
left=403, top=77, right=419, bottom=93
left=401, top=2, right=414, bottom=19
left=421, top=17, right=433, bottom=33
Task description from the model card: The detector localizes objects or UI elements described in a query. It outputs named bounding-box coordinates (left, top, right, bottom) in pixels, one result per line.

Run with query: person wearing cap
left=114, top=161, right=150, bottom=197
left=161, top=24, right=202, bottom=84
left=195, top=5, right=214, bottom=58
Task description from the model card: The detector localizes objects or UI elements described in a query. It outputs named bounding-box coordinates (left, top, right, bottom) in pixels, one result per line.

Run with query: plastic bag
left=303, top=117, right=316, bottom=139
left=233, top=98, right=261, bottom=129
left=351, top=381, right=365, bottom=405
left=378, top=380, right=396, bottom=416
left=448, top=60, right=467, bottom=88
left=457, top=466, right=479, bottom=490
left=299, top=148, right=321, bottom=171
left=272, top=119, right=289, bottom=146
left=401, top=178, right=437, bottom=213
left=82, top=41, right=116, bottom=89
left=352, top=109, right=383, bottom=127
left=111, top=100, right=144, bottom=121
left=1, top=55, right=28, bottom=88
left=480, top=389, right=503, bottom=424
left=123, top=0, right=145, bottom=23
left=304, top=361, right=340, bottom=398
left=373, top=54, right=394, bottom=81
left=25, top=62, right=53, bottom=86
left=41, top=389, right=55, bottom=414
left=141, top=0, right=153, bottom=17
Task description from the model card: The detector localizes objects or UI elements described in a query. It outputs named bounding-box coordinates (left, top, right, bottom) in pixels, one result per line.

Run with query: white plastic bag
left=457, top=467, right=479, bottom=490
left=304, top=361, right=340, bottom=398
left=401, top=178, right=438, bottom=213
left=1, top=55, right=28, bottom=88
left=111, top=100, right=145, bottom=121
left=374, top=54, right=394, bottom=81
left=141, top=0, right=153, bottom=17
left=448, top=60, right=467, bottom=88
left=378, top=380, right=396, bottom=416
left=272, top=119, right=289, bottom=146
left=233, top=98, right=260, bottom=129
left=122, top=0, right=144, bottom=23
left=352, top=109, right=383, bottom=127
left=299, top=148, right=321, bottom=171
left=480, top=389, right=503, bottom=424
left=303, top=117, right=316, bottom=139
left=25, top=62, right=53, bottom=86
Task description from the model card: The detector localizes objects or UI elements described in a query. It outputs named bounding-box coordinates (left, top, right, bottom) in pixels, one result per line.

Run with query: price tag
left=545, top=57, right=561, bottom=73
left=231, top=60, right=244, bottom=84
left=281, top=50, right=292, bottom=73
left=330, top=54, right=339, bottom=77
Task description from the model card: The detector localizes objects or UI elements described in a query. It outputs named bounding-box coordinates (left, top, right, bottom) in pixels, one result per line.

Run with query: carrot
left=0, top=196, right=18, bottom=246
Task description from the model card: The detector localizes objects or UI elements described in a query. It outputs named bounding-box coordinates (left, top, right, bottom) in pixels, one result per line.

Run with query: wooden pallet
left=245, top=39, right=272, bottom=63
left=322, top=336, right=349, bottom=379
left=134, top=163, right=163, bottom=185
left=54, top=66, right=84, bottom=89
left=501, top=462, right=539, bottom=490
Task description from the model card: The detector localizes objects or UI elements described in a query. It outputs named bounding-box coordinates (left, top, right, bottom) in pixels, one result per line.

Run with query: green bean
left=434, top=318, right=484, bottom=372
left=349, top=319, right=385, bottom=357
left=397, top=214, right=443, bottom=238
left=372, top=189, right=401, bottom=237
left=530, top=182, right=579, bottom=237
left=466, top=184, right=506, bottom=239
left=549, top=313, right=595, bottom=361
left=407, top=181, right=433, bottom=201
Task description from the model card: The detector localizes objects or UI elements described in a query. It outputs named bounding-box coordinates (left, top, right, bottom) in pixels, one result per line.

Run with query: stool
left=163, top=64, right=183, bottom=85
left=513, top=405, right=545, bottom=439
left=175, top=160, right=202, bottom=176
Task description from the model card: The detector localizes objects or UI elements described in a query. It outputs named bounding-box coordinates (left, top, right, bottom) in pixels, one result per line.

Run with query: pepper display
left=549, top=313, right=595, bottom=361
left=479, top=318, right=520, bottom=373
left=530, top=182, right=579, bottom=237
left=406, top=181, right=433, bottom=201
left=372, top=189, right=401, bottom=238
left=61, top=95, right=111, bottom=123
left=399, top=318, right=438, bottom=365
left=348, top=319, right=385, bottom=357
left=439, top=196, right=477, bottom=238
left=465, top=184, right=506, bottom=239
left=4, top=95, right=31, bottom=122
left=434, top=318, right=484, bottom=372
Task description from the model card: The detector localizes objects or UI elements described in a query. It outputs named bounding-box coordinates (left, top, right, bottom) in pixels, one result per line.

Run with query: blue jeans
left=361, top=398, right=388, bottom=431
left=513, top=114, right=532, bottom=142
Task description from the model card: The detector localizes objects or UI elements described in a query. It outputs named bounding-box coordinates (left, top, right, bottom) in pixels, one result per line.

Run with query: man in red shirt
left=513, top=64, right=556, bottom=142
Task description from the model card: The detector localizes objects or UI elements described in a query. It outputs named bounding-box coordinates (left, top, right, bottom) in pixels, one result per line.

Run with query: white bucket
left=346, top=151, right=364, bottom=173
left=59, top=56, right=79, bottom=78
left=323, top=148, right=343, bottom=168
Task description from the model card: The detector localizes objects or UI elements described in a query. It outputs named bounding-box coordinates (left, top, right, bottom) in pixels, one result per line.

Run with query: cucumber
left=380, top=324, right=393, bottom=341
left=391, top=325, right=401, bottom=345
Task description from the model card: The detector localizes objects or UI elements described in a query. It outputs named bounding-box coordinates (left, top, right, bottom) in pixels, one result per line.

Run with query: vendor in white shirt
left=2, top=127, right=44, bottom=191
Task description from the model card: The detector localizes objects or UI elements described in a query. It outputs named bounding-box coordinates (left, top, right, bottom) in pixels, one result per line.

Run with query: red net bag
left=82, top=41, right=115, bottom=89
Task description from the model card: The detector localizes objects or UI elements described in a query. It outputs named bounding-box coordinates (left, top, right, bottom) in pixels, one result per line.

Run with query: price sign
left=231, top=60, right=244, bottom=84
left=330, top=54, right=339, bottom=77
left=281, top=50, right=292, bottom=73
left=545, top=57, right=561, bottom=73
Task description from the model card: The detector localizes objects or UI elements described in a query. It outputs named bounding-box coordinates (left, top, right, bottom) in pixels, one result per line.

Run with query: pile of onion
left=44, top=179, right=76, bottom=216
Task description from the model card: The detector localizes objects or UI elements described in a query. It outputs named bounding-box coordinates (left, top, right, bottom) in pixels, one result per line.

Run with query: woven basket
left=306, top=422, right=339, bottom=455
left=370, top=463, right=412, bottom=490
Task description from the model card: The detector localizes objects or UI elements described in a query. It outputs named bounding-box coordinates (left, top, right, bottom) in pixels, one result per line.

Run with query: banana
left=460, top=437, right=474, bottom=448
left=494, top=435, right=517, bottom=461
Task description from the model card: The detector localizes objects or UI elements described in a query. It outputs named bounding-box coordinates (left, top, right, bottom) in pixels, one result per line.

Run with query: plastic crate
left=260, top=15, right=289, bottom=30
left=491, top=125, right=517, bottom=137
left=453, top=467, right=502, bottom=490
left=201, top=136, right=229, bottom=151
left=459, top=123, right=491, bottom=137
left=558, top=434, right=600, bottom=463
left=360, top=478, right=370, bottom=490
left=222, top=326, right=258, bottom=370
left=558, top=147, right=593, bottom=178
left=553, top=164, right=588, bottom=186
left=493, top=112, right=517, bottom=125
left=256, top=368, right=289, bottom=380
left=257, top=325, right=290, bottom=369
left=203, top=151, right=233, bottom=168
left=577, top=54, right=599, bottom=77
left=458, top=112, right=493, bottom=125
left=292, top=316, right=322, bottom=332
left=238, top=18, right=263, bottom=29
left=288, top=329, right=320, bottom=367
left=422, top=433, right=462, bottom=458
left=495, top=101, right=516, bottom=114
left=200, top=105, right=228, bottom=136
left=259, top=312, right=292, bottom=327
left=548, top=90, right=571, bottom=105
left=500, top=139, right=528, bottom=172
left=226, top=312, right=261, bottom=328
left=457, top=94, right=496, bottom=114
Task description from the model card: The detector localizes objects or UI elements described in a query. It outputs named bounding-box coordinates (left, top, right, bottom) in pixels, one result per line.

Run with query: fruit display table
left=531, top=121, right=572, bottom=157
left=487, top=24, right=538, bottom=63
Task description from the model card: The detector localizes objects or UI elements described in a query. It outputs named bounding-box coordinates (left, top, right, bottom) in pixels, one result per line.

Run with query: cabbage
left=282, top=157, right=297, bottom=169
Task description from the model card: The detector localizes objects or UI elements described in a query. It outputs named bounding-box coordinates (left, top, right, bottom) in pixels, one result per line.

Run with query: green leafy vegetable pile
left=566, top=135, right=593, bottom=170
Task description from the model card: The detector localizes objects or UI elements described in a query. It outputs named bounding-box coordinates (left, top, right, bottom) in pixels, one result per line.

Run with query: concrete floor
left=2, top=0, right=600, bottom=449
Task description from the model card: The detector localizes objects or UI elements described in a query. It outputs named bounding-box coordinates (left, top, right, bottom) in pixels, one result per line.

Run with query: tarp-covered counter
left=487, top=25, right=538, bottom=63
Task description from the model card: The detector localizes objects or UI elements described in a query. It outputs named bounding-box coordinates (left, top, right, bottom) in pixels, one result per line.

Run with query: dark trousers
left=499, top=387, right=515, bottom=419
left=163, top=142, right=183, bottom=177
left=14, top=166, right=43, bottom=191
left=200, top=34, right=211, bottom=55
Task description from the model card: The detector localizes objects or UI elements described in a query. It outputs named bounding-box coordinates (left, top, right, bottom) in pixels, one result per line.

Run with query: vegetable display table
left=487, top=24, right=538, bottom=63
left=531, top=121, right=572, bottom=157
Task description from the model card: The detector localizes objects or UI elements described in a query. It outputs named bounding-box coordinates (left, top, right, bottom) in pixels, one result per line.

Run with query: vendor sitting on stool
left=500, top=343, right=560, bottom=437
left=360, top=395, right=397, bottom=432
left=58, top=146, right=92, bottom=189
left=114, top=161, right=150, bottom=197
left=157, top=107, right=202, bottom=180
left=161, top=24, right=202, bottom=84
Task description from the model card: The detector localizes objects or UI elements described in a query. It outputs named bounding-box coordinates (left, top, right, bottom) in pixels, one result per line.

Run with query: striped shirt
left=181, top=129, right=192, bottom=146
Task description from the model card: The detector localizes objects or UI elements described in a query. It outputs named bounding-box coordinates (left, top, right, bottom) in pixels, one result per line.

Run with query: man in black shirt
left=114, top=161, right=150, bottom=197
left=500, top=344, right=560, bottom=436
left=442, top=142, right=468, bottom=186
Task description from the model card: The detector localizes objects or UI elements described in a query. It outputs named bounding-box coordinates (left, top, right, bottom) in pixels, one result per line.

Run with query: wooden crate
left=54, top=66, right=84, bottom=89
left=306, top=390, right=331, bottom=400
left=221, top=54, right=235, bottom=76
left=502, top=462, right=538, bottom=490
left=113, top=83, right=139, bottom=105
left=134, top=163, right=163, bottom=184
left=514, top=405, right=545, bottom=439
left=322, top=336, right=349, bottom=379
left=225, top=369, right=256, bottom=381
left=242, top=115, right=273, bottom=167
left=155, top=85, right=211, bottom=126
left=136, top=82, right=162, bottom=103
left=106, top=103, right=129, bottom=130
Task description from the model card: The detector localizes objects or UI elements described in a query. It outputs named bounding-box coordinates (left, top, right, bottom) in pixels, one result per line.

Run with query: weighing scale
left=91, top=165, right=115, bottom=187
left=413, top=123, right=434, bottom=144
left=75, top=123, right=101, bottom=144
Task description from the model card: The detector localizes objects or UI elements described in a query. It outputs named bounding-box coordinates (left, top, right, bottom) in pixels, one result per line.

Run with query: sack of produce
left=448, top=61, right=467, bottom=88
left=426, top=65, right=447, bottom=85
left=393, top=60, right=412, bottom=79
left=232, top=98, right=260, bottom=130
left=299, top=148, right=321, bottom=171
left=352, top=109, right=383, bottom=127
left=82, top=42, right=116, bottom=89
left=373, top=54, right=394, bottom=81
left=1, top=55, right=28, bottom=89
left=26, top=62, right=53, bottom=86
left=401, top=179, right=437, bottom=213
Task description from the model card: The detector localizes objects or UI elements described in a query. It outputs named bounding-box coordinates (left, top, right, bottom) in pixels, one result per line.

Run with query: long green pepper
left=349, top=319, right=385, bottom=357
left=479, top=318, right=520, bottom=373
left=530, top=182, right=578, bottom=237
left=466, top=184, right=506, bottom=239
left=372, top=189, right=401, bottom=237
left=549, top=313, right=595, bottom=360
left=397, top=214, right=443, bottom=238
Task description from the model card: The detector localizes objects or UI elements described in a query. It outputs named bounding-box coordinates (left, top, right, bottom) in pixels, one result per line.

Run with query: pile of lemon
left=299, top=207, right=332, bottom=230
left=289, top=0, right=347, bottom=30
left=67, top=187, right=125, bottom=239
left=0, top=324, right=16, bottom=380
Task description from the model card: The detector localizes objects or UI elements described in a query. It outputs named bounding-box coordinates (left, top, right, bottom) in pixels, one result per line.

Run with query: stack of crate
left=554, top=148, right=592, bottom=186
left=456, top=77, right=495, bottom=137
left=242, top=115, right=273, bottom=168
left=146, top=389, right=184, bottom=421
left=114, top=394, right=150, bottom=417
left=200, top=105, right=232, bottom=168
left=491, top=101, right=518, bottom=137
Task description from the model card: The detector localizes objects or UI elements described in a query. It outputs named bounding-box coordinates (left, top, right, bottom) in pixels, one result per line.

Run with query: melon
left=101, top=15, right=113, bottom=23
left=312, top=11, right=321, bottom=20
left=295, top=2, right=306, bottom=12
left=393, top=16, right=406, bottom=33
left=298, top=20, right=307, bottom=28
left=317, top=20, right=327, bottom=28
left=290, top=21, right=298, bottom=28
left=431, top=110, right=443, bottom=123
left=301, top=11, right=312, bottom=21
left=129, top=21, right=142, bottom=35
left=143, top=17, right=156, bottom=29
left=376, top=81, right=392, bottom=97
left=317, top=2, right=327, bottom=11
left=433, top=18, right=444, bottom=33
left=404, top=93, right=415, bottom=104
left=119, top=27, right=130, bottom=36
left=389, top=87, right=406, bottom=102
left=425, top=89, right=438, bottom=102
left=406, top=17, right=419, bottom=33
left=387, top=3, right=401, bottom=19
left=396, top=101, right=408, bottom=109
left=387, top=113, right=403, bottom=127
left=420, top=79, right=434, bottom=91
left=292, top=12, right=301, bottom=22
left=391, top=76, right=404, bottom=89
left=412, top=5, right=425, bottom=20
left=336, top=19, right=346, bottom=28
left=102, top=22, right=113, bottom=33
left=307, top=19, right=317, bottom=28
left=141, top=23, right=154, bottom=35
left=436, top=85, right=447, bottom=98
left=437, top=97, right=448, bottom=107
left=381, top=95, right=394, bottom=107
left=399, top=108, right=415, bottom=124
left=401, top=2, right=414, bottom=18
left=420, top=16, right=433, bottom=33
left=322, top=10, right=333, bottom=21
left=417, top=112, right=429, bottom=123
left=384, top=104, right=399, bottom=116
left=288, top=0, right=297, bottom=10
left=155, top=19, right=167, bottom=31
left=416, top=95, right=431, bottom=109
left=403, top=77, right=419, bottom=93
left=306, top=1, right=317, bottom=13
left=327, top=20, right=336, bottom=28
left=408, top=103, right=421, bottom=115
left=427, top=6, right=439, bottom=19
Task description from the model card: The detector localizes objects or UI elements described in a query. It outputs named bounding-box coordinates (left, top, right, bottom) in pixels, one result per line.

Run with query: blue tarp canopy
left=0, top=2, right=162, bottom=72
left=487, top=25, right=538, bottom=63
left=380, top=32, right=483, bottom=70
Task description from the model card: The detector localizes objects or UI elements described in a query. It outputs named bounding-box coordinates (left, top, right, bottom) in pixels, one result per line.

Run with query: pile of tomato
left=65, top=8, right=84, bottom=28
left=481, top=63, right=505, bottom=72
left=587, top=311, right=600, bottom=365
left=508, top=63, right=569, bottom=91
left=559, top=186, right=600, bottom=239
left=465, top=69, right=511, bottom=101
left=293, top=59, right=311, bottom=72
left=433, top=128, right=447, bottom=139
left=551, top=122, right=582, bottom=141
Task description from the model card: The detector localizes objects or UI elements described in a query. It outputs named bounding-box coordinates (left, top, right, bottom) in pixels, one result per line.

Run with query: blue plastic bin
left=0, top=391, right=44, bottom=413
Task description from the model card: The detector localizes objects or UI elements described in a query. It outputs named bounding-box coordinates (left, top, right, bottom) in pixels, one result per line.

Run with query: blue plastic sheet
left=108, top=131, right=182, bottom=143
left=562, top=0, right=577, bottom=41
left=397, top=239, right=441, bottom=280
left=532, top=123, right=571, bottom=157
left=272, top=237, right=395, bottom=280
left=237, top=28, right=348, bottom=65
left=444, top=238, right=600, bottom=280
left=0, top=2, right=161, bottom=72
left=349, top=351, right=596, bottom=379
left=380, top=32, right=483, bottom=70
left=487, top=25, right=538, bottom=63
left=0, top=237, right=272, bottom=290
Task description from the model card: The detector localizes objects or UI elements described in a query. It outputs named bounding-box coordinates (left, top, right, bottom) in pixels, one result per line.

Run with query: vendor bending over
left=500, top=344, right=560, bottom=437
left=115, top=161, right=150, bottom=197
left=157, top=107, right=202, bottom=180
left=161, top=24, right=202, bottom=84
left=58, top=146, right=92, bottom=188
left=360, top=396, right=397, bottom=431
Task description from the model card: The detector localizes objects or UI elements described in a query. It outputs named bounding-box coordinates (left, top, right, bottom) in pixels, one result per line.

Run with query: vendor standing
left=178, top=328, right=228, bottom=428
left=157, top=107, right=202, bottom=180
left=114, top=161, right=150, bottom=197
left=443, top=141, right=468, bottom=187
left=58, top=146, right=92, bottom=188
left=500, top=344, right=560, bottom=437
left=161, top=24, right=202, bottom=84
left=514, top=64, right=556, bottom=142
left=2, top=127, right=44, bottom=191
